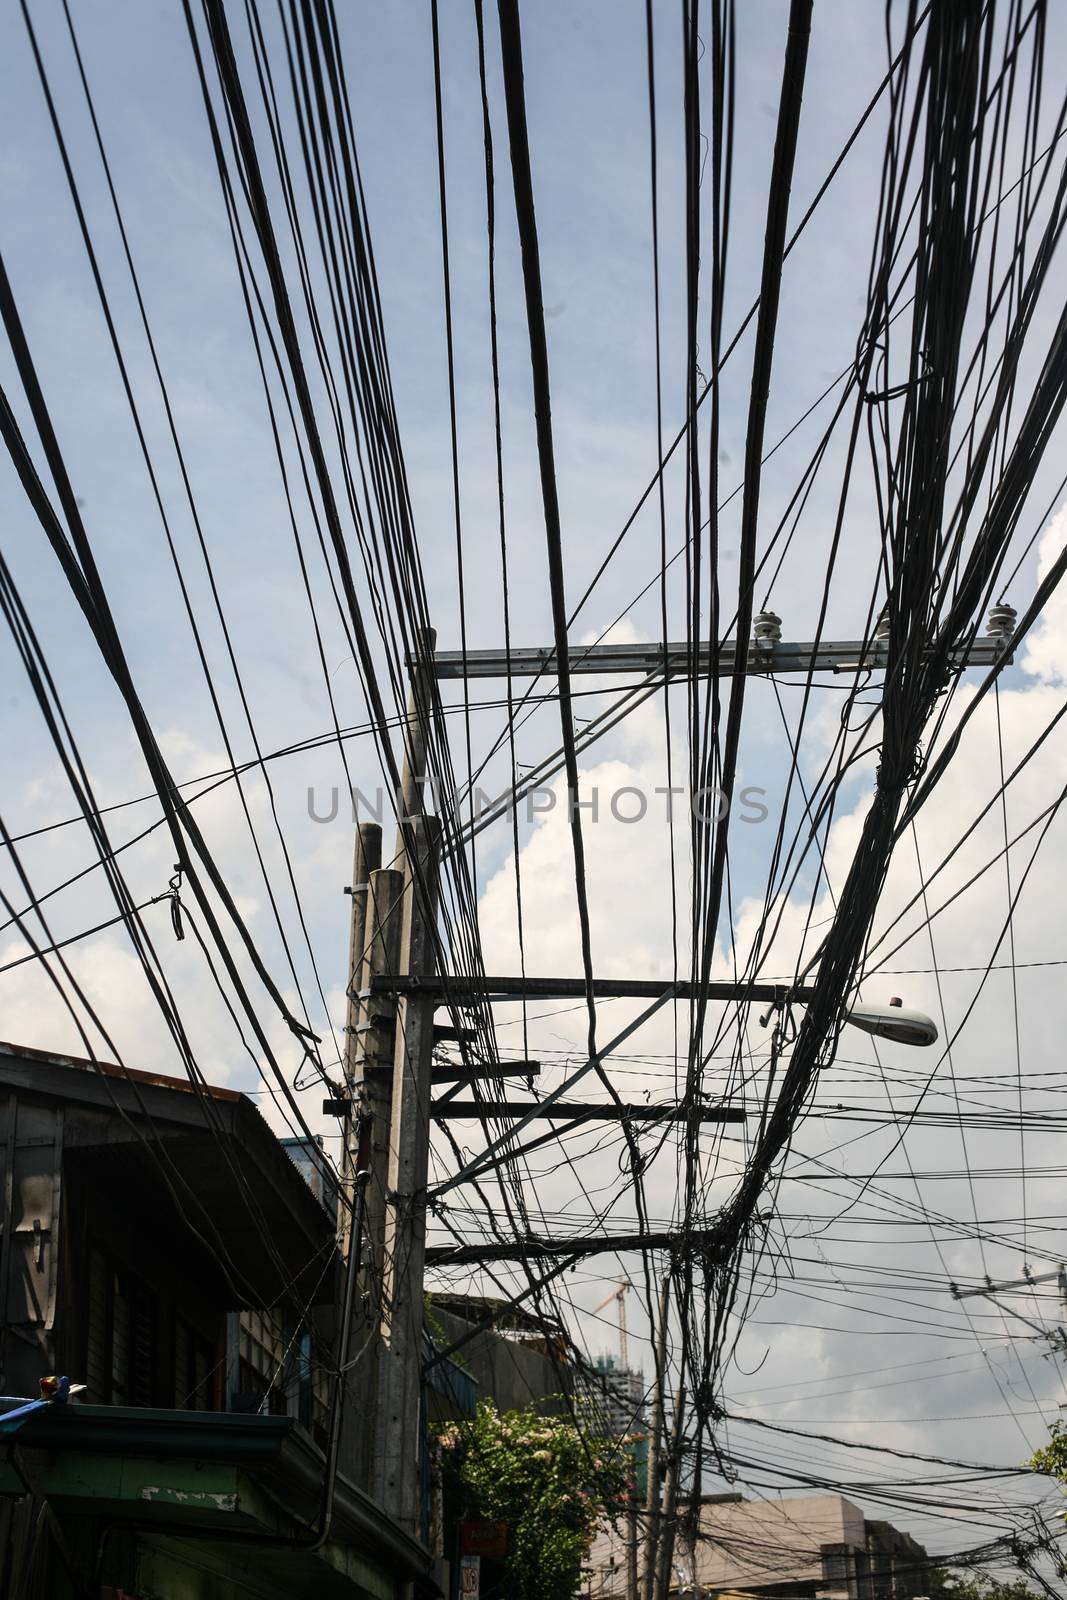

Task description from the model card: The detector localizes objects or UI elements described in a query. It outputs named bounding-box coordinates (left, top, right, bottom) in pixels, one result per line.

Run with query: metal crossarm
left=419, top=637, right=1009, bottom=679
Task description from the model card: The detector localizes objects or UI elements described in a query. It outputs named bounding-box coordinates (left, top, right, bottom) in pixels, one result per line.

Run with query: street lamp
left=760, top=992, right=938, bottom=1047
left=845, top=997, right=938, bottom=1047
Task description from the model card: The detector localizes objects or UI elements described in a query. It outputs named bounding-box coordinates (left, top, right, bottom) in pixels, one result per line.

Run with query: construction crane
left=593, top=1276, right=632, bottom=1369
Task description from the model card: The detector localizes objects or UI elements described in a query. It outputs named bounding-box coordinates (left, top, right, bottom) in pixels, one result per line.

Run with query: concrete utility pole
left=593, top=1279, right=638, bottom=1598
left=337, top=821, right=379, bottom=1484
left=355, top=863, right=406, bottom=1295
left=369, top=631, right=443, bottom=1536
left=334, top=626, right=445, bottom=1537
left=641, top=1275, right=671, bottom=1600
left=339, top=842, right=406, bottom=1487
left=373, top=813, right=441, bottom=1528
left=339, top=821, right=380, bottom=1258
left=653, top=1378, right=686, bottom=1600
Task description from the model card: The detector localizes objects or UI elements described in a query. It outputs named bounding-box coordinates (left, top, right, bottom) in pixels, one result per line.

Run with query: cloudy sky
left=3, top=0, right=1067, bottom=1575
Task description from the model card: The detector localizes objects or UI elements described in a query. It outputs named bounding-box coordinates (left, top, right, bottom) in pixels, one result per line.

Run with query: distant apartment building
left=588, top=1491, right=928, bottom=1599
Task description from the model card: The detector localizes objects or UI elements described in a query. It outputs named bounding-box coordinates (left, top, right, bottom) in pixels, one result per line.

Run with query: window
left=84, top=1246, right=156, bottom=1407
left=175, top=1317, right=216, bottom=1410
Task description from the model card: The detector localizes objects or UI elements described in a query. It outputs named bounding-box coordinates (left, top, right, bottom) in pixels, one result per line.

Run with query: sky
left=3, top=0, right=1067, bottom=1578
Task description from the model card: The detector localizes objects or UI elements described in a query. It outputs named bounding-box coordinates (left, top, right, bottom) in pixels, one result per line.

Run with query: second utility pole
left=371, top=630, right=442, bottom=1537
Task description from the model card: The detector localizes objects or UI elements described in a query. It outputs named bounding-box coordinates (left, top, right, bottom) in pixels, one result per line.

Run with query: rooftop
left=0, top=1039, right=339, bottom=1309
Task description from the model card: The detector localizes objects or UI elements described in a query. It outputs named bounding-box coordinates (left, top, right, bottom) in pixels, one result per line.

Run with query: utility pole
left=653, top=1376, right=686, bottom=1600
left=373, top=812, right=441, bottom=1529
left=626, top=1500, right=639, bottom=1600
left=642, top=1275, right=671, bottom=1600
left=337, top=832, right=405, bottom=1488
left=593, top=1279, right=638, bottom=1599
left=369, top=630, right=443, bottom=1538
left=338, top=821, right=380, bottom=1261
left=333, top=628, right=445, bottom=1538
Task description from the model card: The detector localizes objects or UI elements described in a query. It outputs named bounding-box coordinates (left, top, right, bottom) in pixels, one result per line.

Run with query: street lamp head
left=845, top=1000, right=938, bottom=1047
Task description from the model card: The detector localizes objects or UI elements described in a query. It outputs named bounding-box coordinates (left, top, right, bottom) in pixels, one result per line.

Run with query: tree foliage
left=1030, top=1420, right=1067, bottom=1580
left=1030, top=1418, right=1067, bottom=1488
left=436, top=1400, right=631, bottom=1600
left=926, top=1570, right=1043, bottom=1600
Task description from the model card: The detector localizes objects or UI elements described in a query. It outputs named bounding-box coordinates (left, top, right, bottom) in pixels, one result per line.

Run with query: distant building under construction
left=578, top=1352, right=648, bottom=1442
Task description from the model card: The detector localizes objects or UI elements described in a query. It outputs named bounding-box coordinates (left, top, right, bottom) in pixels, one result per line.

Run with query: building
left=578, top=1353, right=647, bottom=1441
left=588, top=1492, right=929, bottom=1599
left=425, top=1291, right=575, bottom=1420
left=575, top=1351, right=649, bottom=1505
left=0, top=1039, right=440, bottom=1600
